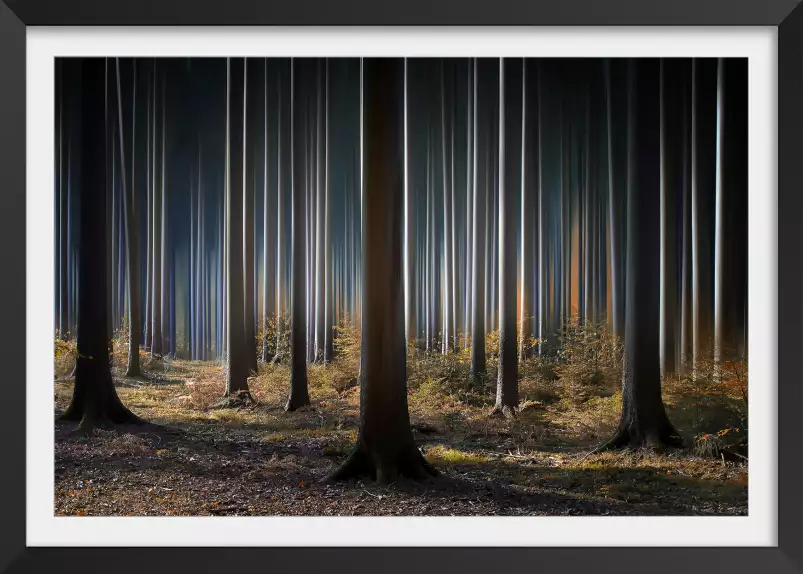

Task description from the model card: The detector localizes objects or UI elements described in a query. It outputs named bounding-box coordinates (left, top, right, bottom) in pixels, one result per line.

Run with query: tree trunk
left=286, top=58, right=311, bottom=411
left=493, top=58, right=520, bottom=417
left=330, top=58, right=437, bottom=484
left=116, top=59, right=143, bottom=378
left=519, top=60, right=533, bottom=360
left=244, top=59, right=259, bottom=376
left=714, top=58, right=748, bottom=362
left=222, top=58, right=252, bottom=403
left=659, top=59, right=687, bottom=377
left=470, top=58, right=487, bottom=381
left=404, top=58, right=417, bottom=349
left=61, top=58, right=143, bottom=432
left=151, top=68, right=163, bottom=357
left=601, top=59, right=682, bottom=450
left=692, top=58, right=718, bottom=368
left=606, top=59, right=627, bottom=341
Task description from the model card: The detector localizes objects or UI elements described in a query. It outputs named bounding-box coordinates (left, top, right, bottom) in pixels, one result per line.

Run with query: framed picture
left=1, top=1, right=800, bottom=572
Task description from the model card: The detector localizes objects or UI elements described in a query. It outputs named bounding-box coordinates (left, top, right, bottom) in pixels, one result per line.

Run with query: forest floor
left=53, top=344, right=748, bottom=517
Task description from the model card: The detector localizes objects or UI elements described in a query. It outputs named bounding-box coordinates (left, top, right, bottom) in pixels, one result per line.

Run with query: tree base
left=59, top=402, right=145, bottom=435
left=123, top=367, right=144, bottom=379
left=594, top=424, right=684, bottom=453
left=489, top=405, right=518, bottom=419
left=212, top=391, right=256, bottom=409
left=284, top=396, right=311, bottom=412
left=328, top=443, right=439, bottom=485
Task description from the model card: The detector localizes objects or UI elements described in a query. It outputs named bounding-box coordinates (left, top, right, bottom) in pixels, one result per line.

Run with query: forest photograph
left=53, top=56, right=749, bottom=517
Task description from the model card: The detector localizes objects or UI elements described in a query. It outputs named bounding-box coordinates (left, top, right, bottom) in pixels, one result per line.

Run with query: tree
left=221, top=58, right=252, bottom=404
left=469, top=58, right=487, bottom=382
left=659, top=59, right=687, bottom=377
left=600, top=59, right=682, bottom=450
left=605, top=59, right=628, bottom=340
left=116, top=59, right=143, bottom=378
left=61, top=58, right=143, bottom=432
left=692, top=58, right=718, bottom=368
left=331, top=58, right=437, bottom=483
left=244, top=58, right=259, bottom=376
left=493, top=57, right=521, bottom=417
left=714, top=58, right=748, bottom=362
left=286, top=58, right=311, bottom=411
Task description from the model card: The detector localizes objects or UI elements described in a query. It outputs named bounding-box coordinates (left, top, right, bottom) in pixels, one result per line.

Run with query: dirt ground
left=53, top=349, right=748, bottom=517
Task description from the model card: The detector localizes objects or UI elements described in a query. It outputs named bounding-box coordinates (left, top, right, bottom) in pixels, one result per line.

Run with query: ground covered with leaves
left=54, top=322, right=748, bottom=517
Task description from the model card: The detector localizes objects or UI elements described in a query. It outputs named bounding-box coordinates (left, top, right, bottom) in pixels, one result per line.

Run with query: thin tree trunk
left=222, top=58, right=252, bottom=402
left=286, top=58, right=311, bottom=411
left=494, top=57, right=520, bottom=416
left=714, top=58, right=748, bottom=362
left=470, top=58, right=487, bottom=381
left=691, top=58, right=717, bottom=368
left=243, top=59, right=259, bottom=376
left=660, top=59, right=685, bottom=377
left=116, top=59, right=142, bottom=378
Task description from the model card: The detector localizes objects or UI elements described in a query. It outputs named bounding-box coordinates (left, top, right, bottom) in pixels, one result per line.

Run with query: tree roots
left=212, top=390, right=256, bottom=410
left=489, top=405, right=518, bottom=419
left=328, top=444, right=439, bottom=485
left=591, top=425, right=685, bottom=455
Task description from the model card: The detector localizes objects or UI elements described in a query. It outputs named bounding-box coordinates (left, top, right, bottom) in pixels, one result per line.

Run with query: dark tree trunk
left=223, top=58, right=252, bottom=403
left=59, top=60, right=71, bottom=340
left=493, top=58, right=521, bottom=417
left=715, top=58, right=748, bottom=361
left=331, top=58, right=437, bottom=484
left=470, top=58, right=487, bottom=381
left=286, top=58, right=311, bottom=411
left=61, top=58, right=142, bottom=432
left=519, top=60, right=535, bottom=360
left=606, top=59, right=628, bottom=341
left=116, top=59, right=142, bottom=378
left=151, top=69, right=163, bottom=357
left=659, top=59, right=687, bottom=377
left=692, top=58, right=718, bottom=366
left=679, top=72, right=694, bottom=373
left=601, top=59, right=682, bottom=450
left=404, top=59, right=417, bottom=350
left=244, top=59, right=259, bottom=376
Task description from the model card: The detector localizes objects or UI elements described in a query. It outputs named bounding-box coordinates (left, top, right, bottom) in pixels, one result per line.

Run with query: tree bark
left=493, top=58, right=520, bottom=417
left=286, top=58, right=311, bottom=411
left=330, top=58, right=437, bottom=484
left=601, top=59, right=682, bottom=450
left=222, top=58, right=252, bottom=403
left=692, top=58, right=718, bottom=367
left=61, top=58, right=143, bottom=432
left=605, top=60, right=628, bottom=341
left=116, top=59, right=143, bottom=378
left=714, top=58, right=748, bottom=362
left=470, top=58, right=487, bottom=381
left=243, top=59, right=259, bottom=376
left=659, top=59, right=687, bottom=377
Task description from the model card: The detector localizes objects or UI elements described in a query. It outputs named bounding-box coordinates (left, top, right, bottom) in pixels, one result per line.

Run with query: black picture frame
left=1, top=1, right=800, bottom=573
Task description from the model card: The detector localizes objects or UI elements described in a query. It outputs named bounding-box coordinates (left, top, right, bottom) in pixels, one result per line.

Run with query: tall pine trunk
left=61, top=58, right=142, bottom=431
left=117, top=59, right=142, bottom=378
left=494, top=58, right=520, bottom=416
left=286, top=58, right=311, bottom=411
left=331, top=58, right=437, bottom=484
left=601, top=59, right=681, bottom=450
left=470, top=58, right=487, bottom=381
left=243, top=59, right=259, bottom=375
left=222, top=58, right=252, bottom=402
